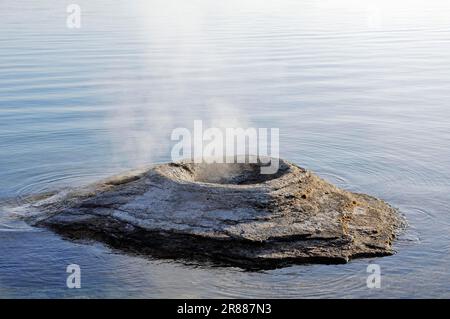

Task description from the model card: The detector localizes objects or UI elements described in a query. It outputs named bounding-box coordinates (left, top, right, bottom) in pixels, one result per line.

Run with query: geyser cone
left=22, top=158, right=405, bottom=269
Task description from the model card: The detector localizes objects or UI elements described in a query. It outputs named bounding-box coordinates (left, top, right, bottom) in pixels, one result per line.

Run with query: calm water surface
left=1, top=0, right=450, bottom=298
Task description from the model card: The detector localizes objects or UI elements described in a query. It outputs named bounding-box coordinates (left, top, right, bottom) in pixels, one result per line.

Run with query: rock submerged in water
left=24, top=159, right=404, bottom=269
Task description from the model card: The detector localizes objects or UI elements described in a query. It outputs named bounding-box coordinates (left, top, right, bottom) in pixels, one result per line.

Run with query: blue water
left=1, top=0, right=450, bottom=298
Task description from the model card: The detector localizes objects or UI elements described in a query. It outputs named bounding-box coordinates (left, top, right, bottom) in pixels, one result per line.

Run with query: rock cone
left=23, top=159, right=404, bottom=269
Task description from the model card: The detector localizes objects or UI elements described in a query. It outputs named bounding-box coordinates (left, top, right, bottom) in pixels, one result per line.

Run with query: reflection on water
left=1, top=0, right=450, bottom=298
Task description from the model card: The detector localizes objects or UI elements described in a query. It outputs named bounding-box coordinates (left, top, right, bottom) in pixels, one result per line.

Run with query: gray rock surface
left=23, top=159, right=405, bottom=269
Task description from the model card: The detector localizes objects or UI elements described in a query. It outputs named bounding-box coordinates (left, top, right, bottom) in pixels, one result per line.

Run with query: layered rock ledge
left=23, top=159, right=405, bottom=269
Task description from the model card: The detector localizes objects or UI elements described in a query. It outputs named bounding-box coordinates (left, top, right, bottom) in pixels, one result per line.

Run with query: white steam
left=104, top=1, right=249, bottom=167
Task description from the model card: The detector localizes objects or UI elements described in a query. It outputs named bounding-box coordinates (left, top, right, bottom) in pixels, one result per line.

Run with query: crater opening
left=169, top=160, right=288, bottom=185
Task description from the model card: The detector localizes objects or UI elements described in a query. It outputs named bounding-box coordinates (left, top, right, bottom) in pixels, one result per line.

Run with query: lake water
left=1, top=0, right=450, bottom=298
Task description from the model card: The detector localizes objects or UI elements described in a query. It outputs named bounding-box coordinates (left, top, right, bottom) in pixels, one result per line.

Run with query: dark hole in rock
left=174, top=162, right=288, bottom=185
